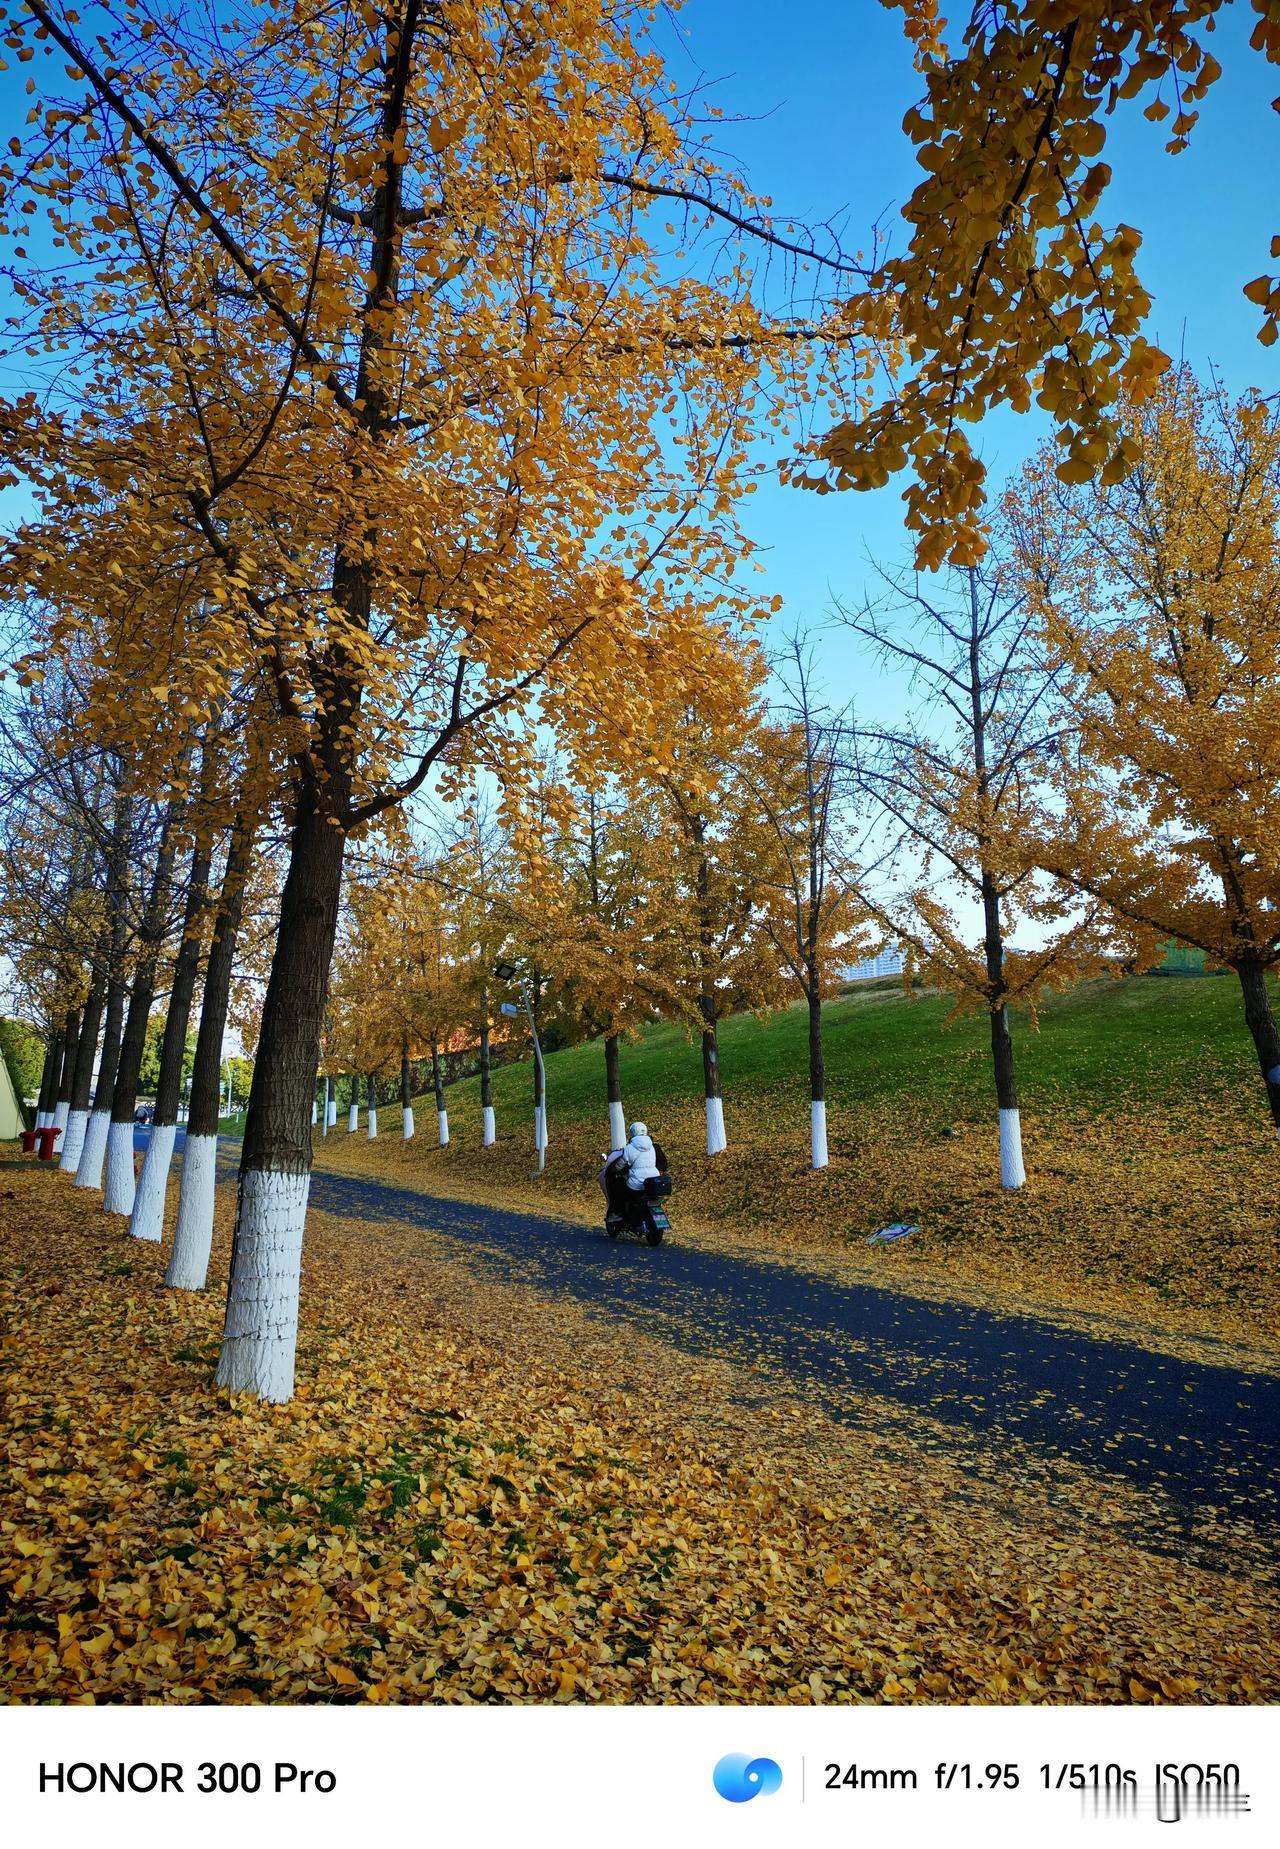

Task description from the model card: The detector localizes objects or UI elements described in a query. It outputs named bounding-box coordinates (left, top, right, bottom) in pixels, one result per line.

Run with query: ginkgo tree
left=808, top=1, right=1280, bottom=559
left=504, top=770, right=685, bottom=1151
left=746, top=643, right=875, bottom=1170
left=656, top=697, right=794, bottom=1158
left=1007, top=366, right=1280, bottom=1139
left=843, top=553, right=1106, bottom=1188
left=1, top=0, right=857, bottom=1400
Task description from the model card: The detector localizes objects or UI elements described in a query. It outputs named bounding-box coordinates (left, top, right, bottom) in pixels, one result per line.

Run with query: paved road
left=154, top=1125, right=1280, bottom=1552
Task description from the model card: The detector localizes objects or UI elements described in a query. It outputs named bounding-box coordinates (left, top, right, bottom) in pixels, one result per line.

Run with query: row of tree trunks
left=53, top=1005, right=80, bottom=1137
left=131, top=832, right=214, bottom=1242
left=104, top=812, right=179, bottom=1215
left=166, top=817, right=254, bottom=1292
left=61, top=956, right=107, bottom=1172
left=74, top=964, right=126, bottom=1190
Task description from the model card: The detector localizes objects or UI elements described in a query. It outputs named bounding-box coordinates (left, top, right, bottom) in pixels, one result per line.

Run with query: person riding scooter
left=621, top=1121, right=660, bottom=1191
left=602, top=1121, right=669, bottom=1235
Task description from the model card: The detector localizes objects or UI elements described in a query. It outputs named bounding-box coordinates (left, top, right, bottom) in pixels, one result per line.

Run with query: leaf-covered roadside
left=3, top=1151, right=1276, bottom=1705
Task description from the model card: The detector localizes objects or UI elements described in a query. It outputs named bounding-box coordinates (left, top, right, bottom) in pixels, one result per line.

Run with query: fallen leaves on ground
left=2, top=1150, right=1276, bottom=1704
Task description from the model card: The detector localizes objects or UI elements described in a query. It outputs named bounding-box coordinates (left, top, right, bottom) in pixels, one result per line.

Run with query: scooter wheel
left=605, top=1219, right=622, bottom=1239
left=644, top=1225, right=664, bottom=1247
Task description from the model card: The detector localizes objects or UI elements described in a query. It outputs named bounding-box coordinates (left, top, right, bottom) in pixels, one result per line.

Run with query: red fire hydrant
left=36, top=1126, right=61, bottom=1161
left=20, top=1128, right=37, bottom=1153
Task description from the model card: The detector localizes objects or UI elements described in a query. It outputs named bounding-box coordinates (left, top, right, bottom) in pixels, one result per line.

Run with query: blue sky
left=664, top=0, right=1280, bottom=712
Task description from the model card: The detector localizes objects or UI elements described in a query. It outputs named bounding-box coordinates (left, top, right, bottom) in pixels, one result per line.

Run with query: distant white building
left=844, top=946, right=904, bottom=982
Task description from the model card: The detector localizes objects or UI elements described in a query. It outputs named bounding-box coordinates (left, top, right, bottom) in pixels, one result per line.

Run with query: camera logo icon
left=713, top=1754, right=783, bottom=1803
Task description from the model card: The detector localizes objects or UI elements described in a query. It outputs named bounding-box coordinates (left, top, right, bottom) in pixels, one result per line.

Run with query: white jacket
left=622, top=1124, right=659, bottom=1191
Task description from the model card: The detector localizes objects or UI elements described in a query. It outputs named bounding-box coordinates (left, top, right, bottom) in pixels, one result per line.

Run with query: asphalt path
left=146, top=1124, right=1280, bottom=1553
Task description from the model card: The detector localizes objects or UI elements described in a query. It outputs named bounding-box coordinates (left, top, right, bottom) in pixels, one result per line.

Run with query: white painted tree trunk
left=367, top=1107, right=378, bottom=1138
left=347, top=1102, right=359, bottom=1132
left=608, top=1100, right=627, bottom=1151
left=164, top=1134, right=218, bottom=1290
left=482, top=1105, right=496, bottom=1146
left=311, top=1100, right=317, bottom=1125
left=59, top=1108, right=89, bottom=1173
left=326, top=1099, right=337, bottom=1129
left=129, top=1123, right=177, bottom=1242
left=74, top=1109, right=111, bottom=1189
left=534, top=1103, right=547, bottom=1160
left=103, top=1121, right=136, bottom=1215
left=214, top=1168, right=310, bottom=1402
left=437, top=1109, right=449, bottom=1146
left=402, top=1104, right=415, bottom=1140
left=53, top=1099, right=69, bottom=1138
left=35, top=1109, right=48, bottom=1131
left=810, top=1099, right=829, bottom=1170
left=705, top=1095, right=727, bottom=1155
left=999, top=1107, right=1026, bottom=1189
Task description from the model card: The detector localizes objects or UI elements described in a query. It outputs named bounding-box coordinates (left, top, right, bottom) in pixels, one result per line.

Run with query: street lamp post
left=495, top=959, right=546, bottom=1171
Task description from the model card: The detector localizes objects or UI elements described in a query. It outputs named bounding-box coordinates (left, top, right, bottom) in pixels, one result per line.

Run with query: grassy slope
left=314, top=974, right=1280, bottom=1351
left=480, top=972, right=1254, bottom=1127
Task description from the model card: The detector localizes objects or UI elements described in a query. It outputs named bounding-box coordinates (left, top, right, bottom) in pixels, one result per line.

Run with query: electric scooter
left=599, top=1152, right=672, bottom=1246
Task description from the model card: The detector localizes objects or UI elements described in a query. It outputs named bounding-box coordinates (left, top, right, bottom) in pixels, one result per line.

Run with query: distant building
left=844, top=946, right=904, bottom=982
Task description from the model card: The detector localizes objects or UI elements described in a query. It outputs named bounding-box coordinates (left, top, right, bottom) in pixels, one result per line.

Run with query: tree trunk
left=215, top=0, right=424, bottom=1399
left=165, top=817, right=253, bottom=1292
left=61, top=963, right=106, bottom=1173
left=1237, top=956, right=1280, bottom=1135
left=808, top=988, right=828, bottom=1170
left=106, top=821, right=178, bottom=1215
left=701, top=1017, right=726, bottom=1155
left=989, top=1003, right=1024, bottom=1188
left=431, top=1043, right=448, bottom=1145
left=69, top=804, right=130, bottom=1172
left=978, top=859, right=1024, bottom=1189
left=694, top=823, right=726, bottom=1156
left=604, top=1031, right=626, bottom=1151
left=324, top=1073, right=336, bottom=1131
left=347, top=1072, right=359, bottom=1132
left=35, top=1030, right=61, bottom=1131
left=479, top=1019, right=495, bottom=1146
left=52, top=1005, right=80, bottom=1139
left=400, top=1045, right=414, bottom=1140
left=367, top=1071, right=378, bottom=1138
left=130, top=838, right=213, bottom=1242
left=215, top=789, right=346, bottom=1398
left=74, top=971, right=126, bottom=1190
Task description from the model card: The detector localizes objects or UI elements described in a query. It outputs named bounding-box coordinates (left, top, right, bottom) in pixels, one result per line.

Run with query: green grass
left=449, top=972, right=1260, bottom=1131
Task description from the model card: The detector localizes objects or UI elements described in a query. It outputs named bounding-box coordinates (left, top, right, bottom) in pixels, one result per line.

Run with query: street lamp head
left=493, top=959, right=518, bottom=981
